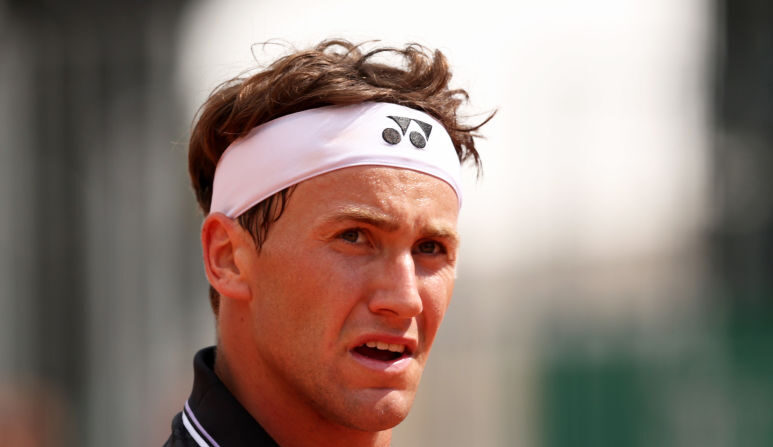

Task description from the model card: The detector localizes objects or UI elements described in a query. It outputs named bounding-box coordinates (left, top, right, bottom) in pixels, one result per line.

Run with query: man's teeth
left=364, top=341, right=405, bottom=353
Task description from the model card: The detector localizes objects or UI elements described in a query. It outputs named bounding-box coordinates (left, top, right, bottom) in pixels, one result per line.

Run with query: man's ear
left=201, top=212, right=253, bottom=301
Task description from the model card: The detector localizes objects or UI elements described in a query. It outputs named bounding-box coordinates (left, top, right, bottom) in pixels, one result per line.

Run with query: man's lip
left=349, top=334, right=418, bottom=356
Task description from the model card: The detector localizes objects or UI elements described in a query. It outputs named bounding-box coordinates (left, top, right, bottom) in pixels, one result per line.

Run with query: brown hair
left=189, top=39, right=492, bottom=315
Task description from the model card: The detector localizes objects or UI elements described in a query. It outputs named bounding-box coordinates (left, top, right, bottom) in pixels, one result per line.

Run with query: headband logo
left=382, top=116, right=433, bottom=149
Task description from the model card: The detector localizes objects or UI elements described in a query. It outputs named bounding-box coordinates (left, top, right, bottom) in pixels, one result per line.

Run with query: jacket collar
left=183, top=346, right=279, bottom=447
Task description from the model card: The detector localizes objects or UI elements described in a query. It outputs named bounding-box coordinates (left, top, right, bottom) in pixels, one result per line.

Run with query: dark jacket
left=163, top=347, right=279, bottom=447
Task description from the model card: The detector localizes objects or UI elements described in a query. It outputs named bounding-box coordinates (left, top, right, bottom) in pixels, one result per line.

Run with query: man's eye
left=415, top=240, right=445, bottom=255
left=339, top=229, right=363, bottom=243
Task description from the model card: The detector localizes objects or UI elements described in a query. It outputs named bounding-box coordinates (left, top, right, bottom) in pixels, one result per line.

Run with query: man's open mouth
left=352, top=341, right=410, bottom=362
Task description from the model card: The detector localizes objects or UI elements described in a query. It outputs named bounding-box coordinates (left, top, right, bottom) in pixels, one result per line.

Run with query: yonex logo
left=382, top=116, right=433, bottom=149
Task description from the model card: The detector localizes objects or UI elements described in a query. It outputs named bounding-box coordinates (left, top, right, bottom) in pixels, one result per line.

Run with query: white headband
left=210, top=102, right=462, bottom=218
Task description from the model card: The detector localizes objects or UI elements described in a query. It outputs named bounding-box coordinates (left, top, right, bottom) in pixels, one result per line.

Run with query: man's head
left=188, top=39, right=488, bottom=444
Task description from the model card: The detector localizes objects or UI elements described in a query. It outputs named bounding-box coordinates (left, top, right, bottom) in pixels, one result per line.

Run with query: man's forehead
left=320, top=202, right=457, bottom=229
left=297, top=166, right=460, bottom=234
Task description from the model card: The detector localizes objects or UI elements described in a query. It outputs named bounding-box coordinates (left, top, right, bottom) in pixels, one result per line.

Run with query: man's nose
left=367, top=251, right=423, bottom=318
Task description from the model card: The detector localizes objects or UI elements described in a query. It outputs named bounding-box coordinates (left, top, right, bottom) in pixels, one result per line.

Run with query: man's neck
left=214, top=343, right=393, bottom=447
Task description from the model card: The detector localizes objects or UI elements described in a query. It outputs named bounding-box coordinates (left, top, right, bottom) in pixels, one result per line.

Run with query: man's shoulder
left=163, top=412, right=197, bottom=447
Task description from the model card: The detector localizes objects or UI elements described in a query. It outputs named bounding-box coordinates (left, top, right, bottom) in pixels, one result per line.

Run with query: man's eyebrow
left=320, top=207, right=459, bottom=245
left=423, top=225, right=460, bottom=246
left=320, top=207, right=400, bottom=232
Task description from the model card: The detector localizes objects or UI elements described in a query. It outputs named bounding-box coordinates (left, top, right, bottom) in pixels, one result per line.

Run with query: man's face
left=240, top=165, right=459, bottom=431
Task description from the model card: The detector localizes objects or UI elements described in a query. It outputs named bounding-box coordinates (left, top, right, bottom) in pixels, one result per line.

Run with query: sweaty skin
left=209, top=166, right=459, bottom=447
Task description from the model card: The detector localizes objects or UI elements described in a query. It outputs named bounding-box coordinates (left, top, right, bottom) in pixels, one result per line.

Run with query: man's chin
left=331, top=388, right=416, bottom=432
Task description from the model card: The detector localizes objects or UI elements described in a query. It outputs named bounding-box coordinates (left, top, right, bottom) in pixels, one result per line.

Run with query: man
left=165, top=39, right=490, bottom=447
